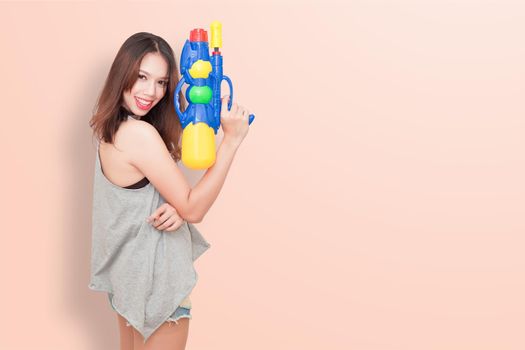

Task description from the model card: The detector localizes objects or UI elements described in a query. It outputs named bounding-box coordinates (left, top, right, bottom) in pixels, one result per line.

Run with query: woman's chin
left=131, top=108, right=149, bottom=116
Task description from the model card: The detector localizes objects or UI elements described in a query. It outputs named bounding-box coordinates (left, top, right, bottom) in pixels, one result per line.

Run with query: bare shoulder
left=120, top=118, right=158, bottom=139
left=118, top=119, right=169, bottom=166
left=118, top=119, right=161, bottom=149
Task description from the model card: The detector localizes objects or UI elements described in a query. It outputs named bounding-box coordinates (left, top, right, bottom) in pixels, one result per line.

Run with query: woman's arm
left=125, top=121, right=241, bottom=223
left=186, top=136, right=240, bottom=222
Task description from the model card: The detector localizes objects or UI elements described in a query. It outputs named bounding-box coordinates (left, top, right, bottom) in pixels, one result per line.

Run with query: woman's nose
left=145, top=82, right=156, bottom=96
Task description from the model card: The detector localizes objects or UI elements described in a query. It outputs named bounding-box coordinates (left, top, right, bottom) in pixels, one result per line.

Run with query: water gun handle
left=221, top=75, right=255, bottom=125
left=174, top=76, right=186, bottom=125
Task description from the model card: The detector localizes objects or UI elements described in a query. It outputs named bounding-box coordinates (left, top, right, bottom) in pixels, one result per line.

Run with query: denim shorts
left=107, top=292, right=192, bottom=326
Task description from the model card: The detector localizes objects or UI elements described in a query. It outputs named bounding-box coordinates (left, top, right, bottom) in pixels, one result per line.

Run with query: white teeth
left=136, top=97, right=152, bottom=105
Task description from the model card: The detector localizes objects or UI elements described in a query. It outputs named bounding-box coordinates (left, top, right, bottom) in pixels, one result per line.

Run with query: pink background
left=1, top=1, right=524, bottom=349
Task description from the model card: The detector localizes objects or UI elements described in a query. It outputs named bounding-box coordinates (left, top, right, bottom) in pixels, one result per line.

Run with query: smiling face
left=122, top=51, right=169, bottom=118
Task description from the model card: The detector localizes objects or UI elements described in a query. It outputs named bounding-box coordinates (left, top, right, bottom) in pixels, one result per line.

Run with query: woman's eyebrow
left=139, top=69, right=169, bottom=79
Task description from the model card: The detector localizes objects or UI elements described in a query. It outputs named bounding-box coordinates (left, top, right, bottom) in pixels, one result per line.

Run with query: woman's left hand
left=146, top=203, right=184, bottom=232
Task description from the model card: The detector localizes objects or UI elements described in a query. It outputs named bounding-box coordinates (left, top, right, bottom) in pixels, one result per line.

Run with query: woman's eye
left=138, top=74, right=166, bottom=86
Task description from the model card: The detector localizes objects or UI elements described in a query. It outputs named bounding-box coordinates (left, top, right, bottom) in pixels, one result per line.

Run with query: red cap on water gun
left=190, top=29, right=208, bottom=42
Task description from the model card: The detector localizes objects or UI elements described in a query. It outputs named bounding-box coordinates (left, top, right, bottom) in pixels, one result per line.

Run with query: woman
left=88, top=32, right=250, bottom=349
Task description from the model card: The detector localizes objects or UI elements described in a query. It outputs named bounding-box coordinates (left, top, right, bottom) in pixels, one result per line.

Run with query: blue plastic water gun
left=174, top=21, right=255, bottom=170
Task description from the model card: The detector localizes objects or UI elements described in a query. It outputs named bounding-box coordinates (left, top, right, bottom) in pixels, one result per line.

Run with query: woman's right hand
left=220, top=95, right=250, bottom=146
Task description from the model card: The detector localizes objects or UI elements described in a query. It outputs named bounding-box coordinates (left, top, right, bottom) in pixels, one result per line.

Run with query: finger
left=159, top=216, right=181, bottom=231
left=164, top=218, right=184, bottom=232
left=221, top=95, right=230, bottom=111
left=152, top=211, right=172, bottom=228
left=156, top=216, right=174, bottom=231
left=243, top=109, right=250, bottom=121
left=147, top=205, right=165, bottom=223
left=231, top=103, right=239, bottom=115
left=238, top=106, right=246, bottom=117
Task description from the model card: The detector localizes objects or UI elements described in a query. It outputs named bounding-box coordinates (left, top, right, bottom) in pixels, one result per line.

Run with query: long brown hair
left=89, top=32, right=185, bottom=161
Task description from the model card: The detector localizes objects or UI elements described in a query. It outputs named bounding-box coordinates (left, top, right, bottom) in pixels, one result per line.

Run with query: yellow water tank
left=181, top=122, right=216, bottom=169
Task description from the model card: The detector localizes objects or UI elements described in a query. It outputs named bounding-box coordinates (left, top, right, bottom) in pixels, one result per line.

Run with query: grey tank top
left=88, top=139, right=211, bottom=343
